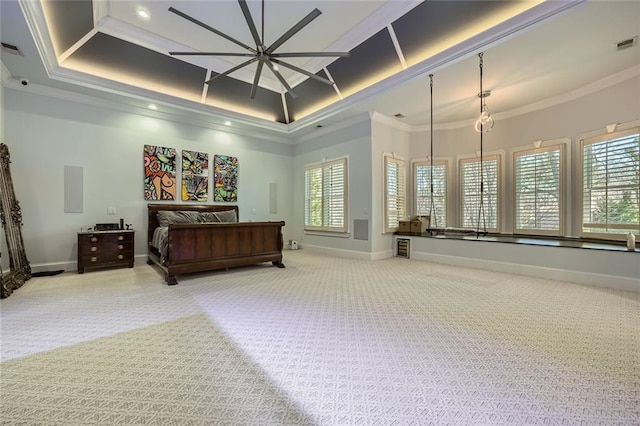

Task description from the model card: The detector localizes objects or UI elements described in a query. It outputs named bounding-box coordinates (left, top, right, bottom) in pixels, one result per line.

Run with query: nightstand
left=77, top=230, right=135, bottom=273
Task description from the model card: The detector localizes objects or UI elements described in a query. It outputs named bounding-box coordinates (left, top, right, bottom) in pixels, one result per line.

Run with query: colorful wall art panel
left=144, top=145, right=177, bottom=200
left=214, top=155, right=238, bottom=202
left=182, top=150, right=209, bottom=202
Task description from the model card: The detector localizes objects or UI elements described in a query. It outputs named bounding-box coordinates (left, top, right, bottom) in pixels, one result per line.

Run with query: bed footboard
left=149, top=221, right=285, bottom=285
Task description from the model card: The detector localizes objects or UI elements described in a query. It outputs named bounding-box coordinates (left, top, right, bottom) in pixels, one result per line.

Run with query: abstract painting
left=182, top=150, right=209, bottom=202
left=214, top=154, right=238, bottom=202
left=144, top=145, right=177, bottom=200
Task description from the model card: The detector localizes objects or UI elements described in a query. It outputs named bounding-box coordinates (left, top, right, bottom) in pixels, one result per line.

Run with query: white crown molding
left=411, top=63, right=640, bottom=133
left=18, top=0, right=58, bottom=75
left=3, top=76, right=296, bottom=144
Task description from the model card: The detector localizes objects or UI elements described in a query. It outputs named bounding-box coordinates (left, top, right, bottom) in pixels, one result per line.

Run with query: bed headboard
left=147, top=204, right=240, bottom=244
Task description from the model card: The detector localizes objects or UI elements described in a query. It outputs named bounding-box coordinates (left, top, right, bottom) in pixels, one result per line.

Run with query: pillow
left=200, top=209, right=238, bottom=223
left=156, top=210, right=202, bottom=227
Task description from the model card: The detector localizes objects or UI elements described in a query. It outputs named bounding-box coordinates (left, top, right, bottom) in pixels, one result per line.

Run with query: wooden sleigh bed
left=147, top=204, right=285, bottom=285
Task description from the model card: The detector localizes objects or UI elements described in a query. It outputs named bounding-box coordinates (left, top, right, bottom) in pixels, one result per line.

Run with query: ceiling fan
left=168, top=0, right=350, bottom=99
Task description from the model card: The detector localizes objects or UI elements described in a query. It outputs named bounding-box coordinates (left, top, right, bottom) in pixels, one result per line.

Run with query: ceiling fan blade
left=271, top=52, right=350, bottom=58
left=270, top=59, right=333, bottom=85
left=169, top=52, right=255, bottom=57
left=265, top=61, right=297, bottom=99
left=266, top=8, right=322, bottom=54
left=238, top=0, right=262, bottom=48
left=168, top=7, right=255, bottom=53
left=205, top=58, right=258, bottom=84
left=250, top=61, right=265, bottom=99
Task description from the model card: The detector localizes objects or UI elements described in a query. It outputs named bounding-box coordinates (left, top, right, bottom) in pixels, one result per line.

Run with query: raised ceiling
left=2, top=0, right=639, bottom=137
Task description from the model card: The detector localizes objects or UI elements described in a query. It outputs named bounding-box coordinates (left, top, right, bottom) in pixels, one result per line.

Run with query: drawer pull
left=117, top=244, right=124, bottom=250
left=118, top=236, right=124, bottom=241
left=117, top=254, right=124, bottom=260
left=90, top=237, right=98, bottom=243
left=90, top=257, right=97, bottom=262
left=90, top=247, right=97, bottom=252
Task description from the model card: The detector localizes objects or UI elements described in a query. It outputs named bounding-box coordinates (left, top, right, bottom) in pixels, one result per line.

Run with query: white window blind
left=304, top=158, right=348, bottom=232
left=414, top=160, right=447, bottom=228
left=582, top=129, right=639, bottom=236
left=514, top=146, right=563, bottom=234
left=384, top=155, right=406, bottom=232
left=460, top=155, right=500, bottom=231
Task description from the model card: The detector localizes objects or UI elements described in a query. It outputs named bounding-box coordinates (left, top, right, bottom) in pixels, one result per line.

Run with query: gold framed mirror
left=0, top=143, right=31, bottom=298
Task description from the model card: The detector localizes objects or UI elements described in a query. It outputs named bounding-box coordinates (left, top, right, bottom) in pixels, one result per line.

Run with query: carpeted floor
left=1, top=250, right=638, bottom=425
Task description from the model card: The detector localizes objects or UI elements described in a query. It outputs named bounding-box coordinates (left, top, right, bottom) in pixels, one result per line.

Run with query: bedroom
left=0, top=2, right=640, bottom=425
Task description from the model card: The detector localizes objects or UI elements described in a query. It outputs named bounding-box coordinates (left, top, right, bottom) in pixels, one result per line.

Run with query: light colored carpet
left=1, top=250, right=638, bottom=425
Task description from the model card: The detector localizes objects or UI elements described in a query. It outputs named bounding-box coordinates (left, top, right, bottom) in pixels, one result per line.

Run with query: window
left=514, top=145, right=564, bottom=235
left=582, top=128, right=639, bottom=237
left=460, top=154, right=501, bottom=232
left=304, top=157, right=348, bottom=233
left=414, top=159, right=447, bottom=228
left=383, top=155, right=406, bottom=233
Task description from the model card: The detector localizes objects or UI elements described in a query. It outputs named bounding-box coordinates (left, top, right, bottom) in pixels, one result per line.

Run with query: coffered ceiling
left=1, top=1, right=639, bottom=138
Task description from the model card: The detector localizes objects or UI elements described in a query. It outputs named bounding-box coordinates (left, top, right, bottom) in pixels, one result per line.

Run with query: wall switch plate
left=107, top=207, right=117, bottom=215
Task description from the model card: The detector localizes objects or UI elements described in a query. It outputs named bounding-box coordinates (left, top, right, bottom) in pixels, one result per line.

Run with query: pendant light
left=475, top=52, right=494, bottom=133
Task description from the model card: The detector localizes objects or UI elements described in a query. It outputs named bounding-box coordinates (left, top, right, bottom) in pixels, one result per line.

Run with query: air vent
left=1, top=42, right=23, bottom=56
left=394, top=113, right=405, bottom=119
left=616, top=36, right=637, bottom=51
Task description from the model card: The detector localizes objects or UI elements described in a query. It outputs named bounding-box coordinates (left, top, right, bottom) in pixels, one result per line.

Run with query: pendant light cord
left=428, top=74, right=437, bottom=230
left=476, top=53, right=487, bottom=237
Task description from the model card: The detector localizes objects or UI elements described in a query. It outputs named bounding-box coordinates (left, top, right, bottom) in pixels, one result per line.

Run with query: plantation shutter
left=385, top=156, right=406, bottom=232
left=515, top=146, right=562, bottom=234
left=414, top=161, right=447, bottom=228
left=323, top=160, right=346, bottom=230
left=460, top=155, right=500, bottom=231
left=582, top=129, right=640, bottom=235
left=304, top=158, right=348, bottom=232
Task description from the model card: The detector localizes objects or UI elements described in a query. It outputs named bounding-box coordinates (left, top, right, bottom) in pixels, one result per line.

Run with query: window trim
left=579, top=127, right=640, bottom=240
left=383, top=153, right=407, bottom=234
left=512, top=141, right=566, bottom=236
left=412, top=157, right=449, bottom=229
left=458, top=152, right=503, bottom=233
left=304, top=156, right=349, bottom=234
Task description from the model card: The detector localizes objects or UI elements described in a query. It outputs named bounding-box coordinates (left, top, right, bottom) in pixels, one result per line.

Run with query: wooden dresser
left=77, top=230, right=134, bottom=273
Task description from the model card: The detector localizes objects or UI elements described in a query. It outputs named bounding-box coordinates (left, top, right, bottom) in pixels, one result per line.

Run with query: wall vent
left=1, top=42, right=23, bottom=56
left=394, top=113, right=405, bottom=119
left=616, top=36, right=637, bottom=51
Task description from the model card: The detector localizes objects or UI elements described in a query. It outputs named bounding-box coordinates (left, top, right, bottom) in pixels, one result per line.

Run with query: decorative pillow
left=200, top=209, right=237, bottom=223
left=199, top=212, right=218, bottom=223
left=215, top=209, right=238, bottom=223
left=157, top=210, right=202, bottom=227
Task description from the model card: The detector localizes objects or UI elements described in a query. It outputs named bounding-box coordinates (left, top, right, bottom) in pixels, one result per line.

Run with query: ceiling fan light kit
left=168, top=0, right=350, bottom=100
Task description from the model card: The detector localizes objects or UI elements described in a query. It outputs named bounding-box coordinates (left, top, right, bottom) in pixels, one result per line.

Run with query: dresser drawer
left=77, top=230, right=135, bottom=273
left=78, top=240, right=133, bottom=256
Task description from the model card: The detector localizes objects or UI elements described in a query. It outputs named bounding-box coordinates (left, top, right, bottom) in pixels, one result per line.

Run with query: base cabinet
left=77, top=230, right=134, bottom=273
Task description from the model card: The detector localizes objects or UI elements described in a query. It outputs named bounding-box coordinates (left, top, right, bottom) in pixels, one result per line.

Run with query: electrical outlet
left=107, top=207, right=117, bottom=215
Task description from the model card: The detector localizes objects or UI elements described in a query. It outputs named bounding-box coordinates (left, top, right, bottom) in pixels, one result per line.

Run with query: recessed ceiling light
left=137, top=9, right=150, bottom=20
left=148, top=103, right=157, bottom=110
left=224, top=121, right=231, bottom=126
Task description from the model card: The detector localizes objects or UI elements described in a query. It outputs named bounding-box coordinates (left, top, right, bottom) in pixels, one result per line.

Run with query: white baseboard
left=27, top=254, right=148, bottom=274
left=410, top=251, right=640, bottom=293
left=299, top=244, right=382, bottom=261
